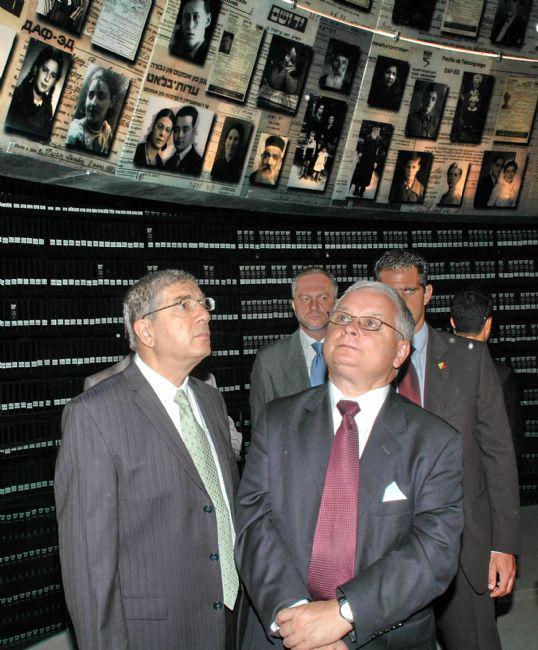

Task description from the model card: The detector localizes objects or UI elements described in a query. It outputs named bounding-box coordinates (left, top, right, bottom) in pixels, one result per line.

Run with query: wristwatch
left=338, top=597, right=354, bottom=625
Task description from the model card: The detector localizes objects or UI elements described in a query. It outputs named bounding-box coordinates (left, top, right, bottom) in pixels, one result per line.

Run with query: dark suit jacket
left=474, top=173, right=495, bottom=208
left=494, top=359, right=523, bottom=472
left=249, top=329, right=310, bottom=428
left=491, top=14, right=527, bottom=47
left=55, top=362, right=240, bottom=649
left=236, top=386, right=463, bottom=649
left=423, top=326, right=520, bottom=592
left=164, top=146, right=203, bottom=176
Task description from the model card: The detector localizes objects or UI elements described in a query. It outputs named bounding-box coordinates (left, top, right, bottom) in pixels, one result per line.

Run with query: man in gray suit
left=376, top=250, right=520, bottom=650
left=55, top=269, right=241, bottom=649
left=236, top=280, right=463, bottom=649
left=249, top=267, right=337, bottom=427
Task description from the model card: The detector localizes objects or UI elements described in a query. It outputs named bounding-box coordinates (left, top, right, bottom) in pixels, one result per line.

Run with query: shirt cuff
left=270, top=599, right=309, bottom=634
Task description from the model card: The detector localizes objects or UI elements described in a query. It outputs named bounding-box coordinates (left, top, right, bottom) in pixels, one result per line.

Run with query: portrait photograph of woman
left=435, top=160, right=470, bottom=207
left=367, top=55, right=409, bottom=111
left=133, top=108, right=175, bottom=169
left=65, top=64, right=129, bottom=156
left=210, top=116, right=253, bottom=183
left=5, top=38, right=71, bottom=140
left=486, top=157, right=527, bottom=208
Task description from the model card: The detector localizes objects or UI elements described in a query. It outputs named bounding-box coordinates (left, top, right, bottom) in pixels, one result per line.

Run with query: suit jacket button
left=213, top=601, right=223, bottom=610
left=204, top=505, right=213, bottom=513
left=210, top=553, right=219, bottom=561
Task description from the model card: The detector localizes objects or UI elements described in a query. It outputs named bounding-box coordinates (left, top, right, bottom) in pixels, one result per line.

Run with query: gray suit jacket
left=249, top=329, right=310, bottom=428
left=423, top=325, right=520, bottom=592
left=55, top=362, right=240, bottom=649
left=236, top=386, right=463, bottom=649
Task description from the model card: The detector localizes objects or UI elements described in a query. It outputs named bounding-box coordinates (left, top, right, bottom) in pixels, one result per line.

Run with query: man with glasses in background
left=56, top=269, right=241, bottom=649
left=375, top=249, right=520, bottom=650
left=236, top=280, right=463, bottom=649
left=249, top=267, right=337, bottom=428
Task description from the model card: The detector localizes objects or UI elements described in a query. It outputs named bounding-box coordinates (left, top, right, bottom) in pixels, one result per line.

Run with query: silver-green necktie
left=174, top=389, right=239, bottom=609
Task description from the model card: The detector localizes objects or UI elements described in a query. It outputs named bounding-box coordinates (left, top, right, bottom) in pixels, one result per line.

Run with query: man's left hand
left=488, top=552, right=516, bottom=598
left=276, top=599, right=352, bottom=650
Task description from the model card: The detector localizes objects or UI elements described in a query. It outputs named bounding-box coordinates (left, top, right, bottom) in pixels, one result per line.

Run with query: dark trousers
left=435, top=565, right=502, bottom=650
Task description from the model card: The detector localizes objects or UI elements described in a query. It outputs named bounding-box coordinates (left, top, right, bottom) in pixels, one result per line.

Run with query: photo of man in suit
left=405, top=81, right=447, bottom=140
left=165, top=105, right=204, bottom=176
left=55, top=269, right=241, bottom=649
left=473, top=151, right=507, bottom=208
left=375, top=250, right=520, bottom=650
left=450, top=287, right=523, bottom=472
left=169, top=0, right=220, bottom=65
left=490, top=0, right=530, bottom=48
left=236, top=280, right=464, bottom=649
left=389, top=151, right=432, bottom=204
left=249, top=267, right=337, bottom=428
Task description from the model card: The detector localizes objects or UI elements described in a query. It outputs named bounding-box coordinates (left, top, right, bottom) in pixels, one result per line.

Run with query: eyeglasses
left=329, top=310, right=404, bottom=338
left=143, top=297, right=215, bottom=318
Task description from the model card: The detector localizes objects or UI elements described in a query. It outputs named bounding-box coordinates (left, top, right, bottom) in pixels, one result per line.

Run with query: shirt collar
left=134, top=353, right=188, bottom=400
left=412, top=322, right=428, bottom=355
left=299, top=327, right=324, bottom=354
left=329, top=380, right=390, bottom=414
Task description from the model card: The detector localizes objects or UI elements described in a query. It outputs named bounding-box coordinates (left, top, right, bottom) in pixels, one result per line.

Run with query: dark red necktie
left=398, top=360, right=421, bottom=406
left=307, top=400, right=360, bottom=600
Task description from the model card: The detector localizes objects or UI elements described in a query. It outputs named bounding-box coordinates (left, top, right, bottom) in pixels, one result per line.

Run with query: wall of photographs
left=2, top=172, right=538, bottom=646
left=0, top=0, right=537, bottom=216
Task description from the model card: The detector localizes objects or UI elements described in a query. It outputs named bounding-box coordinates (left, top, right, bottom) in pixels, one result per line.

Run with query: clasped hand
left=275, top=599, right=352, bottom=650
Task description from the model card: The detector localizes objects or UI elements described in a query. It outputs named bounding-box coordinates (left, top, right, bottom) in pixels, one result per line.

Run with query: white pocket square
left=382, top=481, right=407, bottom=502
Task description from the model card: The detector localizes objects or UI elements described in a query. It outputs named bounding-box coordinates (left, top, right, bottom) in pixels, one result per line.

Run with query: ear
left=205, top=12, right=212, bottom=28
left=450, top=317, right=456, bottom=331
left=483, top=316, right=493, bottom=341
left=423, top=283, right=433, bottom=307
left=290, top=298, right=297, bottom=317
left=133, top=318, right=155, bottom=349
left=393, top=339, right=411, bottom=370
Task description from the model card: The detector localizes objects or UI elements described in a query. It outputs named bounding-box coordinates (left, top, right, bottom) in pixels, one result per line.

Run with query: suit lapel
left=359, top=391, right=403, bottom=515
left=123, top=364, right=208, bottom=494
left=297, top=386, right=335, bottom=498
left=189, top=378, right=236, bottom=509
left=289, top=329, right=310, bottom=392
left=424, top=325, right=453, bottom=412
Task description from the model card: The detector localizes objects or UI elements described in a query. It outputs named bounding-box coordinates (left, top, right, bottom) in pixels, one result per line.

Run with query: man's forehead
left=340, top=288, right=392, bottom=311
left=296, top=274, right=332, bottom=293
left=264, top=145, right=282, bottom=156
left=162, top=280, right=201, bottom=298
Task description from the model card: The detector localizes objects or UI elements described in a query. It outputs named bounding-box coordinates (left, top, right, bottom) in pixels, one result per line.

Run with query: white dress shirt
left=134, top=354, right=234, bottom=536
left=299, top=328, right=325, bottom=375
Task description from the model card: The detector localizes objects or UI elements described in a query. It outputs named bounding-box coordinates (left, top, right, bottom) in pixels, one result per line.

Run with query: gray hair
left=291, top=267, right=338, bottom=299
left=123, top=269, right=197, bottom=350
left=374, top=249, right=429, bottom=287
left=334, top=280, right=415, bottom=340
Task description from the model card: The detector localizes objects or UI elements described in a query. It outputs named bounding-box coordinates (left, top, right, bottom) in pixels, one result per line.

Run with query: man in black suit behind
left=236, top=280, right=463, bottom=649
left=165, top=105, right=204, bottom=176
left=376, top=250, right=520, bottom=650
left=474, top=153, right=505, bottom=208
left=450, top=287, right=523, bottom=472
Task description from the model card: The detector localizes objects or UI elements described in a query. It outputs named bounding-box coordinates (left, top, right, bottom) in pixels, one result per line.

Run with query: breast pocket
left=373, top=499, right=413, bottom=516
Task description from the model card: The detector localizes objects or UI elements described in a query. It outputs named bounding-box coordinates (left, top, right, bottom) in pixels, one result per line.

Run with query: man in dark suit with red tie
left=376, top=250, right=520, bottom=650
left=236, top=280, right=463, bottom=649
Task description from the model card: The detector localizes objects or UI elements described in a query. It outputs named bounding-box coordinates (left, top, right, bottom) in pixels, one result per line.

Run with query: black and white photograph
left=441, top=0, right=485, bottom=38
left=494, top=76, right=538, bottom=145
left=36, top=0, right=91, bottom=34
left=0, top=0, right=24, bottom=17
left=392, top=0, right=438, bottom=31
left=0, top=25, right=16, bottom=82
left=163, top=103, right=215, bottom=176
left=319, top=38, right=360, bottom=96
left=348, top=120, right=393, bottom=199
left=288, top=95, right=347, bottom=192
left=474, top=150, right=526, bottom=208
left=473, top=150, right=515, bottom=207
left=435, top=160, right=470, bottom=207
left=490, top=0, right=532, bottom=49
left=210, top=116, right=253, bottom=184
left=133, top=107, right=176, bottom=169
left=367, top=55, right=409, bottom=112
left=389, top=150, right=433, bottom=204
left=249, top=133, right=288, bottom=187
left=450, top=72, right=494, bottom=144
left=169, top=0, right=222, bottom=66
left=257, top=34, right=312, bottom=116
left=218, top=31, right=234, bottom=54
left=405, top=80, right=448, bottom=140
left=5, top=38, right=71, bottom=140
left=65, top=64, right=129, bottom=156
